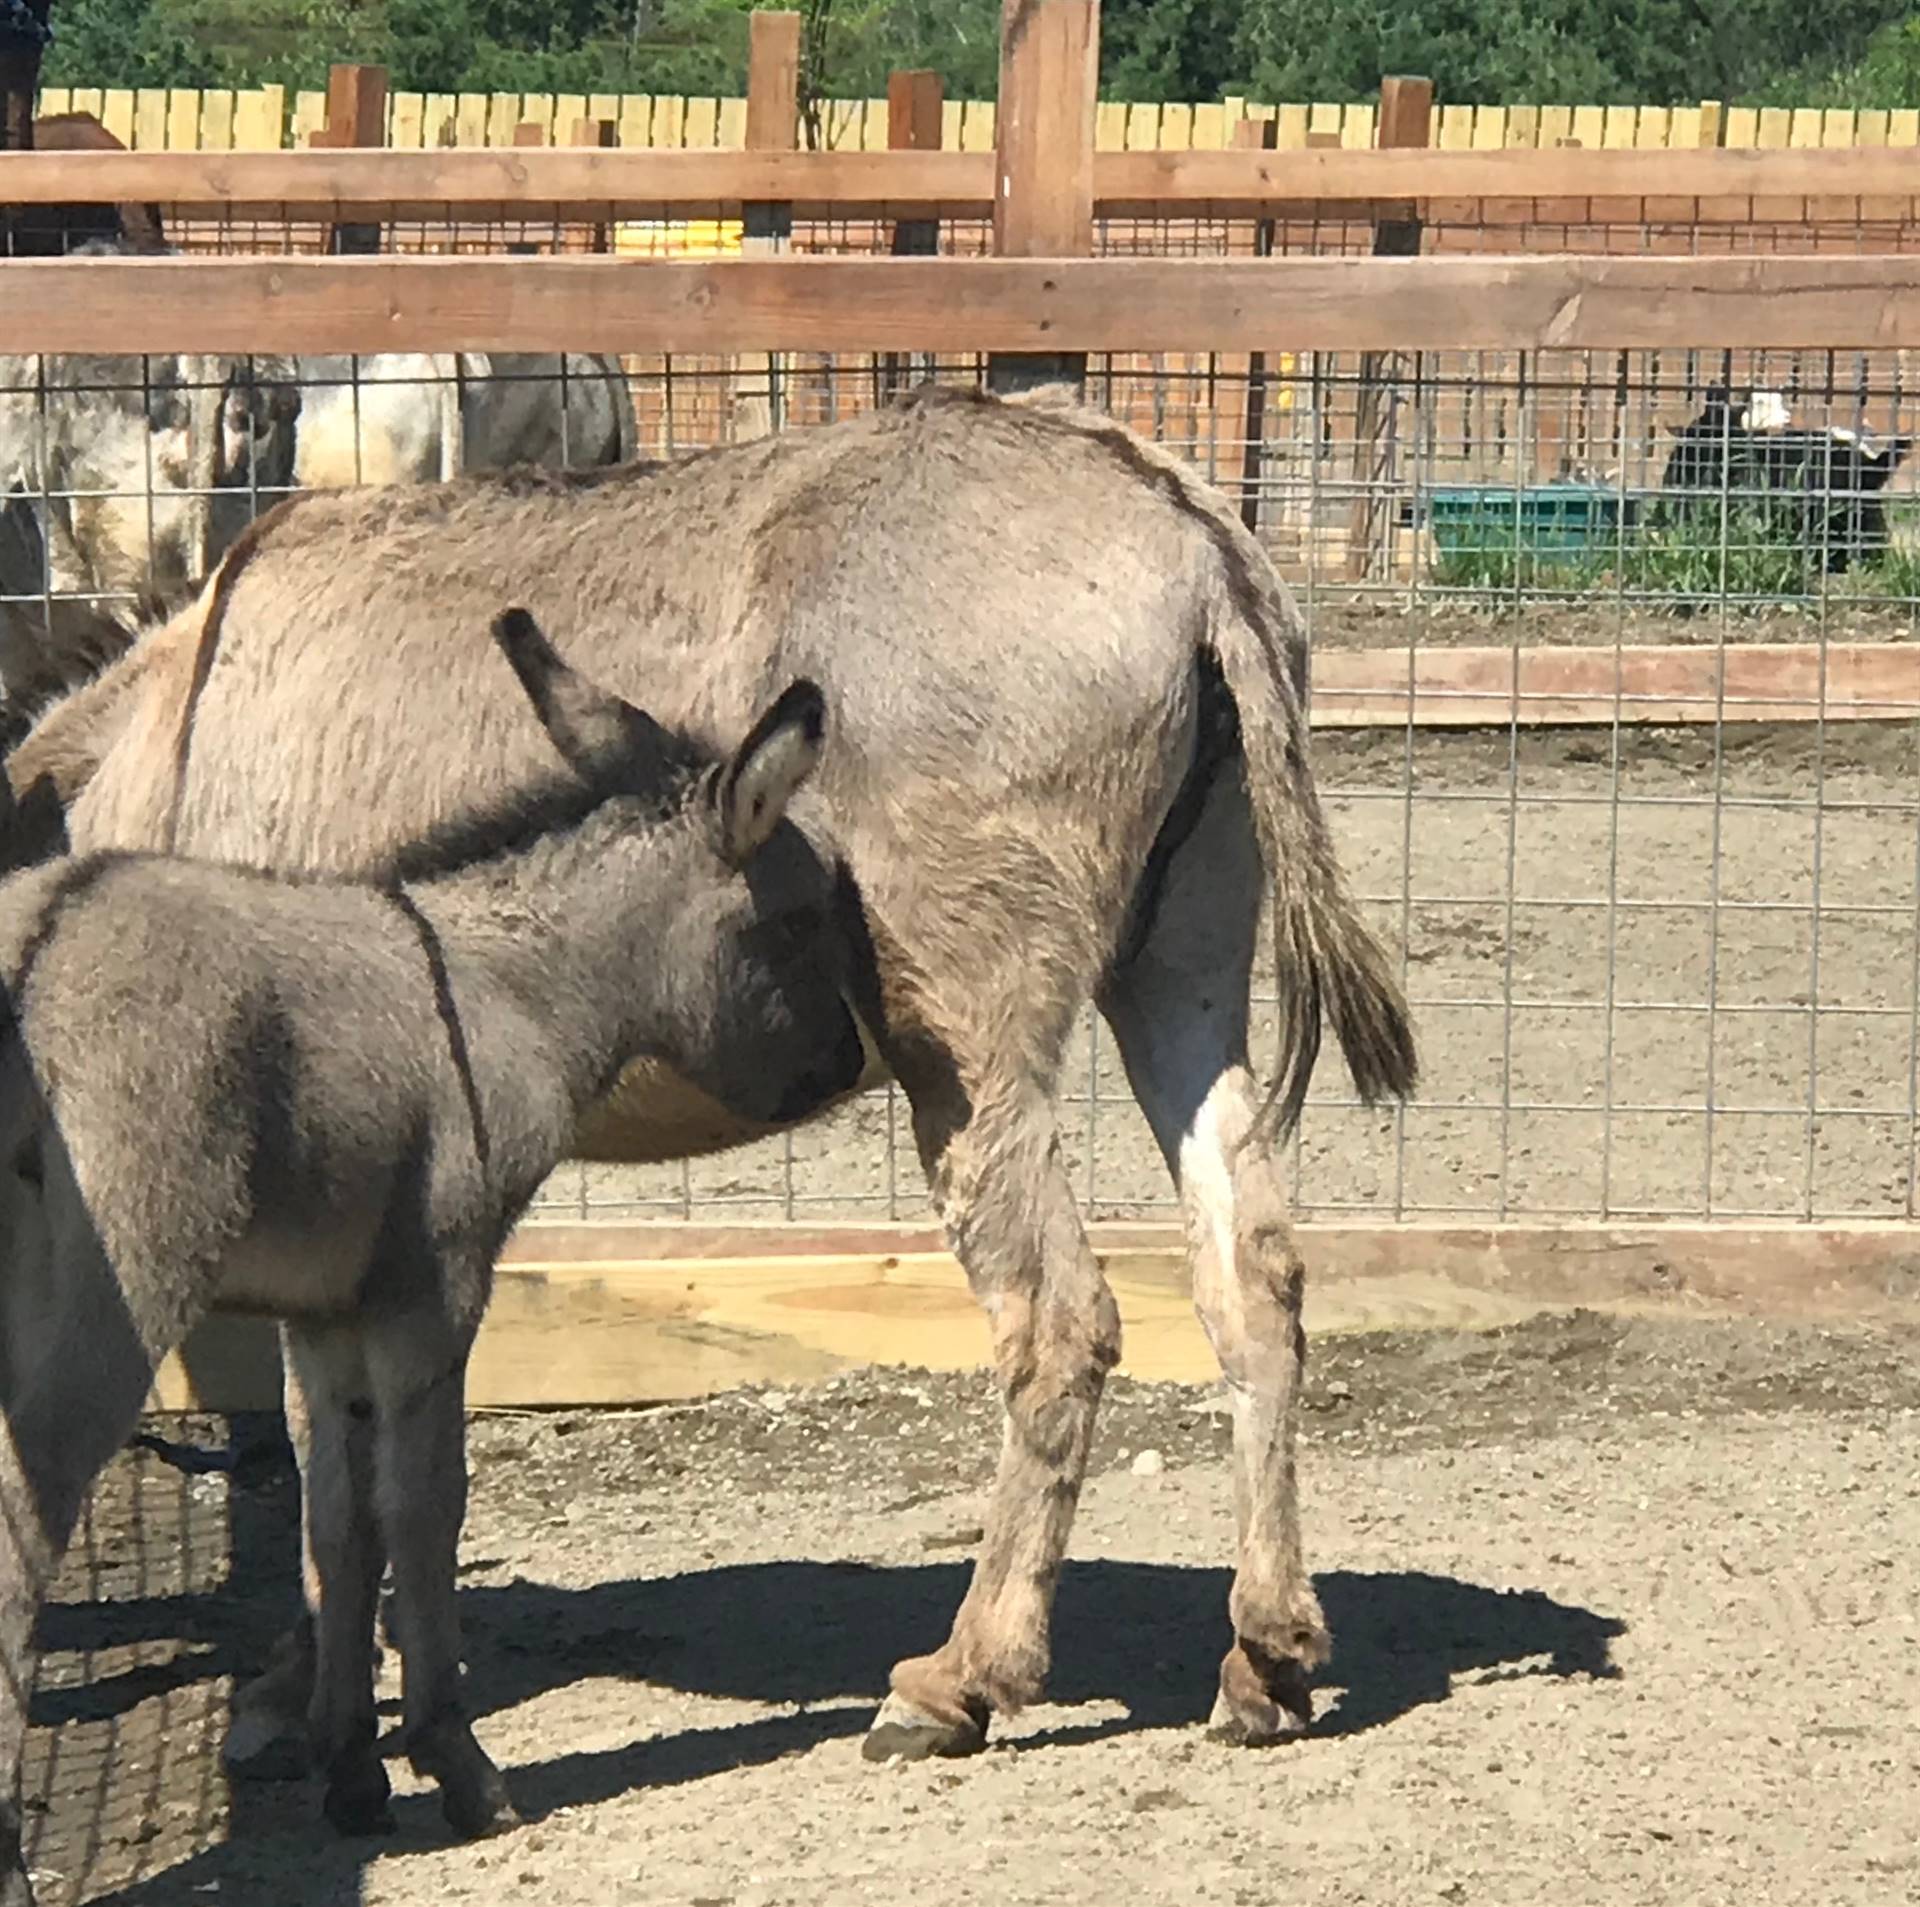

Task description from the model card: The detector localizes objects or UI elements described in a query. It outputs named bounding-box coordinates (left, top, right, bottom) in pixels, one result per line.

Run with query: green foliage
left=1782, top=15, right=1920, bottom=110
left=41, top=0, right=230, bottom=87
left=33, top=0, right=1920, bottom=108
left=1428, top=501, right=1835, bottom=605
left=1240, top=0, right=1919, bottom=106
left=1101, top=0, right=1255, bottom=101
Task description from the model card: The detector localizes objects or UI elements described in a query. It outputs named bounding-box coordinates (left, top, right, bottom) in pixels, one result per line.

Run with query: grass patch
left=1429, top=501, right=1827, bottom=602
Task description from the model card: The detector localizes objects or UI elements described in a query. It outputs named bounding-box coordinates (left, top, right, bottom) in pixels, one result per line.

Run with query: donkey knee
left=994, top=1279, right=1122, bottom=1462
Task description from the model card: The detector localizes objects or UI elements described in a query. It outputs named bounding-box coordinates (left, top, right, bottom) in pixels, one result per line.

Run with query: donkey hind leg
left=222, top=1326, right=322, bottom=1781
left=364, top=1306, right=515, bottom=1840
left=864, top=1073, right=1122, bottom=1762
left=1100, top=766, right=1329, bottom=1743
left=282, top=1324, right=393, bottom=1835
left=1, top=1236, right=159, bottom=1907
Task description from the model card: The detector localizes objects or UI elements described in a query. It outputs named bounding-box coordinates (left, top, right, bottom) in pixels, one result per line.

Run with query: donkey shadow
left=52, top=1551, right=1623, bottom=1907
left=455, top=1558, right=1622, bottom=1812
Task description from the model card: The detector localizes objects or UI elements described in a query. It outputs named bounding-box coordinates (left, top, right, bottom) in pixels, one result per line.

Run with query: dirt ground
left=22, top=1312, right=1920, bottom=1907
left=556, top=718, right=1920, bottom=1227
left=1311, top=594, right=1920, bottom=654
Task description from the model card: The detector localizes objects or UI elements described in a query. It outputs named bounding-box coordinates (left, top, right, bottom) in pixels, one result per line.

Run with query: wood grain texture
left=745, top=11, right=800, bottom=153
left=7, top=144, right=1920, bottom=217
left=11, top=254, right=1920, bottom=355
left=993, top=0, right=1097, bottom=258
left=887, top=69, right=944, bottom=154
left=1310, top=642, right=1920, bottom=728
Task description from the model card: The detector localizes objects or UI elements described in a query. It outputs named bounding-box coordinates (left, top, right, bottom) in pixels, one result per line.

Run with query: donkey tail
left=1202, top=530, right=1418, bottom=1142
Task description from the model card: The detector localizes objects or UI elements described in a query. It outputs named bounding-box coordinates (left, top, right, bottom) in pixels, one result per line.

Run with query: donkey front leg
left=282, top=1324, right=391, bottom=1836
left=364, top=1308, right=516, bottom=1841
left=865, top=1081, right=1121, bottom=1761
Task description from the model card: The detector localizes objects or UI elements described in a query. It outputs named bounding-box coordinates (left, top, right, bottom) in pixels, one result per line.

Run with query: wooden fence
left=33, top=81, right=1920, bottom=157
left=11, top=7, right=1920, bottom=1399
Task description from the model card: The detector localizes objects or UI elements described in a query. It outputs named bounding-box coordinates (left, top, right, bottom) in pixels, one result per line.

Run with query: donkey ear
left=491, top=608, right=673, bottom=789
left=713, top=680, right=827, bottom=867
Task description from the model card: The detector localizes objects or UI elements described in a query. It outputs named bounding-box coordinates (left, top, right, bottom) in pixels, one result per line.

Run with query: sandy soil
left=1308, top=595, right=1920, bottom=654
left=23, top=1313, right=1920, bottom=1907
left=547, top=720, right=1920, bottom=1228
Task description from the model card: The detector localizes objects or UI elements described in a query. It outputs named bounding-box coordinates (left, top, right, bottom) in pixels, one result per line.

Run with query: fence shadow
left=63, top=1555, right=1623, bottom=1905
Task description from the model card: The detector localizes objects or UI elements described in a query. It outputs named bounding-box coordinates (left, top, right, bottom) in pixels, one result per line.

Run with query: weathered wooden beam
left=571, top=115, right=617, bottom=253
left=7, top=144, right=1920, bottom=220
left=12, top=253, right=1920, bottom=355
left=1310, top=641, right=1920, bottom=729
left=1096, top=143, right=1920, bottom=213
left=745, top=8, right=801, bottom=152
left=887, top=68, right=943, bottom=253
left=989, top=0, right=1098, bottom=397
left=1346, top=74, right=1432, bottom=582
left=881, top=68, right=944, bottom=400
left=738, top=9, right=801, bottom=442
left=318, top=63, right=387, bottom=255
left=149, top=1218, right=1920, bottom=1410
left=1227, top=113, right=1278, bottom=532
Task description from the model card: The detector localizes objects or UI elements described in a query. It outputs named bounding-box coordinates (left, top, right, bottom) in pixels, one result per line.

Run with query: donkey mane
left=371, top=740, right=710, bottom=889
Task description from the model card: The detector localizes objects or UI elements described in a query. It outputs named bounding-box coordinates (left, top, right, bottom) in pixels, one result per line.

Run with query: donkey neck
left=401, top=799, right=687, bottom=1118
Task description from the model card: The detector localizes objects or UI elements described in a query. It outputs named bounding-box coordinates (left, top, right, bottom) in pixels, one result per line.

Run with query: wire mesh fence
left=4, top=196, right=1916, bottom=1907
left=4, top=206, right=1918, bottom=1230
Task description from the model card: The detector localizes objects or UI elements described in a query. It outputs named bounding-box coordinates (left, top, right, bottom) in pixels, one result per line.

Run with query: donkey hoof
left=221, top=1708, right=310, bottom=1781
left=441, top=1772, right=521, bottom=1843
left=410, top=1718, right=518, bottom=1841
left=861, top=1690, right=989, bottom=1764
left=322, top=1763, right=395, bottom=1839
left=1207, top=1644, right=1314, bottom=1746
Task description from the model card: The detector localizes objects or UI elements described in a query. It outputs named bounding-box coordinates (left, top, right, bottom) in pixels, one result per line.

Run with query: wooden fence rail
left=10, top=143, right=1920, bottom=221
left=8, top=253, right=1920, bottom=355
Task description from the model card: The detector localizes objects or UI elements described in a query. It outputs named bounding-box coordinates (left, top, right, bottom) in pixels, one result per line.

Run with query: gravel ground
left=24, top=1311, right=1920, bottom=1907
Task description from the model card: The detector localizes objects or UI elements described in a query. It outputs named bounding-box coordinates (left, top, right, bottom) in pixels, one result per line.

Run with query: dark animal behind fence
left=1658, top=385, right=1912, bottom=575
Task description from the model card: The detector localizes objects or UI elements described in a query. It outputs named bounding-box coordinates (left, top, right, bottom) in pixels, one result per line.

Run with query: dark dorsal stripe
left=383, top=886, right=492, bottom=1183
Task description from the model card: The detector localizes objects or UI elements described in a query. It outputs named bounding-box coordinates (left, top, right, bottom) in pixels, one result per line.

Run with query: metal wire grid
left=4, top=239, right=1918, bottom=1225
left=20, top=1437, right=232, bottom=1903
left=82, top=198, right=1920, bottom=262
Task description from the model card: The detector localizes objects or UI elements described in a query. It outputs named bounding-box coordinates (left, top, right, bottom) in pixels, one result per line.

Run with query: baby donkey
left=0, top=609, right=863, bottom=1906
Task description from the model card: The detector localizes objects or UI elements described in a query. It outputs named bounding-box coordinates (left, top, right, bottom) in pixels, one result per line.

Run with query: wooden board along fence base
left=1310, top=639, right=1920, bottom=727
left=149, top=1218, right=1920, bottom=1412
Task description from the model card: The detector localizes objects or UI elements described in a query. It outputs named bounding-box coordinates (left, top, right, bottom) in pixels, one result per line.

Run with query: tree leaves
left=35, top=0, right=1920, bottom=106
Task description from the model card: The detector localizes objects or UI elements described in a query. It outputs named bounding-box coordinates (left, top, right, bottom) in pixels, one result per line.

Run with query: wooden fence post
left=888, top=68, right=943, bottom=255
left=987, top=0, right=1099, bottom=396
left=1345, top=73, right=1431, bottom=581
left=881, top=68, right=944, bottom=401
left=315, top=62, right=389, bottom=254
left=573, top=115, right=617, bottom=253
left=745, top=7, right=801, bottom=152
left=738, top=9, right=800, bottom=440
left=1231, top=114, right=1279, bottom=531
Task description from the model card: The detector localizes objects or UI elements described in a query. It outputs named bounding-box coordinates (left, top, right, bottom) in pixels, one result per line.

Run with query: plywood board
left=150, top=1219, right=1920, bottom=1410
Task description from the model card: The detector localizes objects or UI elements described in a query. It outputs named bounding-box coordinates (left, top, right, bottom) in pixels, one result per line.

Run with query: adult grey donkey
left=9, top=380, right=1418, bottom=1777
left=0, top=609, right=863, bottom=1907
